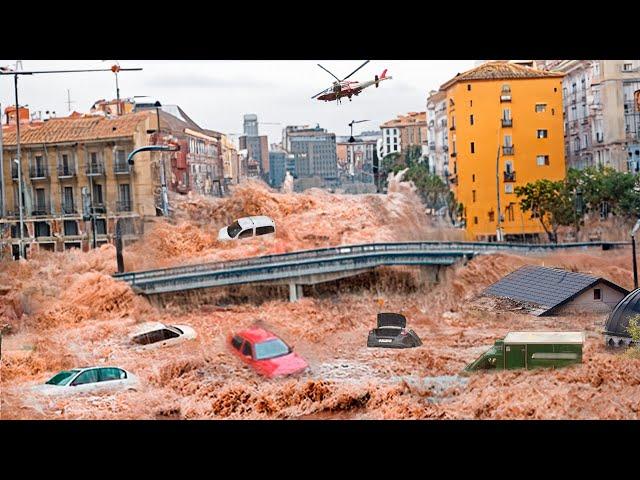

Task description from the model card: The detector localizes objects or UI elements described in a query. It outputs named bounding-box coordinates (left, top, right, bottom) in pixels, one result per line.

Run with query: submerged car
left=218, top=216, right=276, bottom=241
left=129, top=322, right=197, bottom=350
left=367, top=313, right=422, bottom=349
left=33, top=366, right=139, bottom=396
left=229, top=326, right=308, bottom=378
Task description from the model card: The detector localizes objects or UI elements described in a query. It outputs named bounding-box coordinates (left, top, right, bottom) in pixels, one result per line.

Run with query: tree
left=625, top=315, right=640, bottom=359
left=515, top=179, right=579, bottom=243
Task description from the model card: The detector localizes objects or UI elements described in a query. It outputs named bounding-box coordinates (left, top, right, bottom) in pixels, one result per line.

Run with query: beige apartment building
left=0, top=108, right=163, bottom=259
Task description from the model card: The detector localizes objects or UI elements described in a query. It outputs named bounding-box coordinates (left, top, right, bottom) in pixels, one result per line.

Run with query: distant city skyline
left=0, top=60, right=474, bottom=143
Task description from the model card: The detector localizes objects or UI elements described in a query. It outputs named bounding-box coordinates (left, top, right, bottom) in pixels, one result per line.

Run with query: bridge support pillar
left=289, top=283, right=303, bottom=302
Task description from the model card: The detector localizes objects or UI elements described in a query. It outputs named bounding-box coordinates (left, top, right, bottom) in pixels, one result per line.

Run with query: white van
left=218, top=216, right=276, bottom=241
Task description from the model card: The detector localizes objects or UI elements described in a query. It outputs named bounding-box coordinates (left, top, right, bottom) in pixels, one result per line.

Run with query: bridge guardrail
left=114, top=240, right=628, bottom=285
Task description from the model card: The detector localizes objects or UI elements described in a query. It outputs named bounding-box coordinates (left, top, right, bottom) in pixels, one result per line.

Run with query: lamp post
left=154, top=102, right=169, bottom=217
left=632, top=219, right=640, bottom=289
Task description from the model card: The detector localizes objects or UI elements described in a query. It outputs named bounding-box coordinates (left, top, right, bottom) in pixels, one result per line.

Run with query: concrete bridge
left=113, top=240, right=627, bottom=302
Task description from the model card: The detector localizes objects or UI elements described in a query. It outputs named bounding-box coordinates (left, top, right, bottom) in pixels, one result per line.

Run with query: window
left=467, top=84, right=471, bottom=91
left=470, top=100, right=473, bottom=107
left=488, top=211, right=495, bottom=222
left=256, top=225, right=275, bottom=236
left=71, top=369, right=99, bottom=386
left=63, top=220, right=78, bottom=236
left=473, top=216, right=478, bottom=225
left=503, top=109, right=511, bottom=120
left=537, top=155, right=550, bottom=166
left=238, top=229, right=254, bottom=239
left=594, top=288, right=602, bottom=300
left=507, top=204, right=515, bottom=222
left=241, top=341, right=252, bottom=356
left=535, top=103, right=547, bottom=112
left=93, top=184, right=103, bottom=205
left=472, top=190, right=476, bottom=202
left=231, top=336, right=243, bottom=350
left=470, top=114, right=474, bottom=125
left=471, top=142, right=475, bottom=154
left=504, top=135, right=512, bottom=147
left=551, top=108, right=555, bottom=116
left=472, top=174, right=475, bottom=182
left=96, top=219, right=107, bottom=235
left=99, top=368, right=126, bottom=382
left=505, top=184, right=514, bottom=194
left=254, top=339, right=290, bottom=360
left=537, top=129, right=548, bottom=138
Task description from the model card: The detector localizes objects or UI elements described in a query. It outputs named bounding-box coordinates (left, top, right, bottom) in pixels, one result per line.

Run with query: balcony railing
left=114, top=161, right=131, bottom=174
left=451, top=151, right=457, bottom=157
left=501, top=118, right=513, bottom=127
left=30, top=165, right=49, bottom=179
left=503, top=171, right=516, bottom=182
left=86, top=162, right=105, bottom=176
left=502, top=146, right=515, bottom=155
left=57, top=163, right=76, bottom=178
left=61, top=201, right=77, bottom=215
left=500, top=94, right=512, bottom=102
left=116, top=200, right=132, bottom=212
left=32, top=202, right=51, bottom=216
left=449, top=125, right=456, bottom=131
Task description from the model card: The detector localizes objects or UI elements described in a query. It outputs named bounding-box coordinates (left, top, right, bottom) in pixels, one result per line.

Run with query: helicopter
left=311, top=60, right=392, bottom=105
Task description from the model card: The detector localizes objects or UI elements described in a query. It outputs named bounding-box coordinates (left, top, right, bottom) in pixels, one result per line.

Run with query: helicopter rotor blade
left=342, top=60, right=370, bottom=81
left=311, top=88, right=329, bottom=99
left=317, top=63, right=341, bottom=82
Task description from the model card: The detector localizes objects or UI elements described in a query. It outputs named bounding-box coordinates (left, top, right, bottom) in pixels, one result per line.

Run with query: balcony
left=61, top=201, right=77, bottom=215
left=501, top=118, right=513, bottom=127
left=449, top=175, right=458, bottom=185
left=443, top=145, right=449, bottom=152
left=500, top=94, right=511, bottom=103
left=116, top=200, right=132, bottom=212
left=32, top=202, right=51, bottom=216
left=114, top=161, right=131, bottom=174
left=57, top=163, right=76, bottom=178
left=451, top=151, right=457, bottom=157
left=502, top=146, right=515, bottom=155
left=429, top=143, right=436, bottom=151
left=30, top=165, right=49, bottom=179
left=449, top=125, right=456, bottom=131
left=86, top=162, right=105, bottom=176
left=503, top=171, right=516, bottom=182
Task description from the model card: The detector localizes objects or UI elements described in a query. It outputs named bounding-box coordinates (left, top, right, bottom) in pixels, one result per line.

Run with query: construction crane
left=348, top=119, right=369, bottom=143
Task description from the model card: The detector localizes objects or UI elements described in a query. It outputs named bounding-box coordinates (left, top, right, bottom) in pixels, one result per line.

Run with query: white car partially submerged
left=33, top=366, right=139, bottom=396
left=129, top=322, right=197, bottom=350
left=218, top=216, right=276, bottom=241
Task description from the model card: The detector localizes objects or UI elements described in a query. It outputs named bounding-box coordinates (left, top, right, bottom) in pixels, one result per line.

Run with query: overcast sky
left=0, top=60, right=474, bottom=144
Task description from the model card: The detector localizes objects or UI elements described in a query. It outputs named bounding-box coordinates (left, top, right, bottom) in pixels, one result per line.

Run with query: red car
left=229, top=327, right=308, bottom=378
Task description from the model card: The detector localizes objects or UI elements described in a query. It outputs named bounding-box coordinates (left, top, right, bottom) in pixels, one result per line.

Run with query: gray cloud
left=146, top=73, right=275, bottom=89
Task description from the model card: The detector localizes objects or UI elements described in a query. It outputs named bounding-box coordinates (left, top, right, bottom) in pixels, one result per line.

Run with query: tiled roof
left=483, top=265, right=628, bottom=316
left=380, top=112, right=426, bottom=128
left=440, top=61, right=564, bottom=90
left=1, top=111, right=150, bottom=146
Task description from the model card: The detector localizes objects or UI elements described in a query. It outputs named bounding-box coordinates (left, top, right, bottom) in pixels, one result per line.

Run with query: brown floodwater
left=2, top=174, right=639, bottom=419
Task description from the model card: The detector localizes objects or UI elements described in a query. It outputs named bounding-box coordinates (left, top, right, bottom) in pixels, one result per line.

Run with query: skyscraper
left=243, top=114, right=259, bottom=136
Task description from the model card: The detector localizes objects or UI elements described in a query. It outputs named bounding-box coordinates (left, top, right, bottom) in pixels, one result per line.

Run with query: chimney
left=5, top=105, right=30, bottom=125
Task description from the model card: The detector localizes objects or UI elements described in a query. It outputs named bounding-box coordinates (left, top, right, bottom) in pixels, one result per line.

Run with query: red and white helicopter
left=311, top=60, right=392, bottom=104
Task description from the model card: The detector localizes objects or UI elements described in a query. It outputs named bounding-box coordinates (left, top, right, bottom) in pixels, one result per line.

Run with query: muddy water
left=2, top=177, right=640, bottom=419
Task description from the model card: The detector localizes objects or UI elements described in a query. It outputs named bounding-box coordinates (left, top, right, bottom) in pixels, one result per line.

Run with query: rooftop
left=440, top=61, right=564, bottom=90
left=503, top=331, right=585, bottom=345
left=380, top=112, right=426, bottom=129
left=1, top=111, right=151, bottom=146
left=483, top=265, right=628, bottom=316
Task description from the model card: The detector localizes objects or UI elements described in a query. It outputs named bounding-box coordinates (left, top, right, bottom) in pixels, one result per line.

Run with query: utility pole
left=495, top=143, right=502, bottom=242
left=14, top=76, right=25, bottom=259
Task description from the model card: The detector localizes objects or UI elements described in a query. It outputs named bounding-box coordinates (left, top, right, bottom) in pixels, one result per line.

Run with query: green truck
left=463, top=331, right=585, bottom=373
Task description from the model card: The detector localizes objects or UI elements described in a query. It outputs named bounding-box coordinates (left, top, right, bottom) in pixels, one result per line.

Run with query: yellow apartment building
left=440, top=61, right=566, bottom=241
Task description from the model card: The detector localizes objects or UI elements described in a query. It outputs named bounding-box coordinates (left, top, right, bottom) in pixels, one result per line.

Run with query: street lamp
left=127, top=143, right=179, bottom=217
left=631, top=219, right=640, bottom=289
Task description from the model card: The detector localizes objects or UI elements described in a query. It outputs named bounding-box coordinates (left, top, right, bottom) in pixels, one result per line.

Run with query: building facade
left=537, top=60, right=640, bottom=172
left=379, top=112, right=427, bottom=160
left=0, top=108, right=160, bottom=258
left=426, top=90, right=449, bottom=178
left=239, top=134, right=269, bottom=180
left=440, top=61, right=566, bottom=241
left=287, top=125, right=338, bottom=187
left=336, top=133, right=379, bottom=184
left=268, top=150, right=286, bottom=188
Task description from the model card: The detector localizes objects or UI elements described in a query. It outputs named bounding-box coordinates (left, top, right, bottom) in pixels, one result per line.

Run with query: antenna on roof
left=66, top=89, right=76, bottom=112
